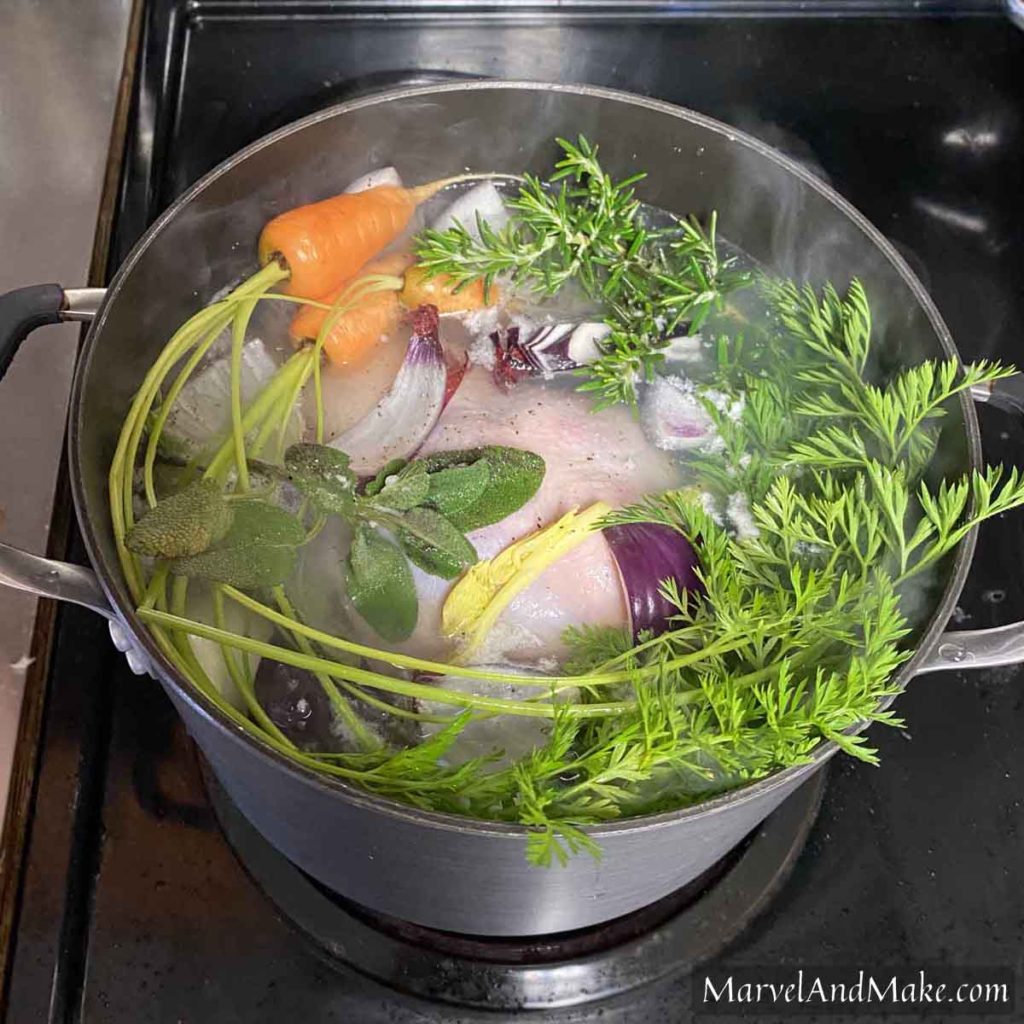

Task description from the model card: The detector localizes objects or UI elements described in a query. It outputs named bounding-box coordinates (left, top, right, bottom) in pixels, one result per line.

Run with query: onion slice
left=488, top=322, right=611, bottom=388
left=430, top=181, right=509, bottom=241
left=521, top=321, right=610, bottom=373
left=330, top=304, right=446, bottom=474
left=604, top=522, right=704, bottom=639
left=162, top=338, right=303, bottom=459
left=662, top=332, right=704, bottom=365
left=443, top=347, right=469, bottom=409
left=343, top=166, right=403, bottom=194
left=490, top=326, right=534, bottom=390
left=641, top=376, right=716, bottom=451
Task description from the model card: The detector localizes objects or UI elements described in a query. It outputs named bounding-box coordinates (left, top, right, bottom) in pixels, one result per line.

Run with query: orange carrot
left=260, top=181, right=451, bottom=298
left=399, top=265, right=495, bottom=313
left=289, top=253, right=411, bottom=369
left=318, top=290, right=399, bottom=369
left=290, top=253, right=410, bottom=339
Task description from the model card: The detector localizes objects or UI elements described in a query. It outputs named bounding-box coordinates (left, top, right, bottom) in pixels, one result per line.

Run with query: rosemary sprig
left=414, top=136, right=751, bottom=411
left=415, top=135, right=647, bottom=300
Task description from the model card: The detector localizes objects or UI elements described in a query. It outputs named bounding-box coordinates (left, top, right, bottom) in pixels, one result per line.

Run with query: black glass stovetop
left=5, top=3, right=1024, bottom=1022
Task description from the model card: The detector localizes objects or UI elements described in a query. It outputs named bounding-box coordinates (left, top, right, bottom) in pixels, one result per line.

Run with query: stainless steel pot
left=3, top=82, right=1024, bottom=937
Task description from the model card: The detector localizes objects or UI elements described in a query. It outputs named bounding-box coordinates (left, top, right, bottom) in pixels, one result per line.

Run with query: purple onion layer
left=604, top=522, right=704, bottom=640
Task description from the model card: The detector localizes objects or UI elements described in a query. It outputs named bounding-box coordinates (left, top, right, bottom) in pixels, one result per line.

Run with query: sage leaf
left=399, top=507, right=477, bottom=580
left=424, top=459, right=491, bottom=519
left=345, top=524, right=417, bottom=641
left=363, top=458, right=409, bottom=497
left=417, top=446, right=545, bottom=531
left=284, top=443, right=357, bottom=515
left=372, top=460, right=431, bottom=511
left=126, top=479, right=233, bottom=559
left=170, top=499, right=305, bottom=589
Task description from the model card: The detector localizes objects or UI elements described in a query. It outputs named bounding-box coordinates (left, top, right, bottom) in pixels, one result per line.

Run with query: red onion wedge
left=490, top=326, right=534, bottom=391
left=641, top=376, right=716, bottom=451
left=489, top=321, right=611, bottom=389
left=521, top=321, right=611, bottom=373
left=604, top=522, right=704, bottom=639
left=443, top=346, right=469, bottom=409
left=330, top=304, right=446, bottom=474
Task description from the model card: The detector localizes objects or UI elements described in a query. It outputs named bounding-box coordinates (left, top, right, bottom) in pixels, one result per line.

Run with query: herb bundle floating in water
left=415, top=135, right=752, bottom=409
left=108, top=138, right=1024, bottom=867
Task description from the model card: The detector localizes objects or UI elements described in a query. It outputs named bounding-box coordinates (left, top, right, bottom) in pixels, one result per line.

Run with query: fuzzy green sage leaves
left=126, top=480, right=233, bottom=559
left=136, top=442, right=544, bottom=643
left=171, top=499, right=306, bottom=589
left=344, top=525, right=418, bottom=643
left=306, top=441, right=544, bottom=642
left=126, top=480, right=306, bottom=590
left=416, top=446, right=545, bottom=531
left=284, top=442, right=357, bottom=515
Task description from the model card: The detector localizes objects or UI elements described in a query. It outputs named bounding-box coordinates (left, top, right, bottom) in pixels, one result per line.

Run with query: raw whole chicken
left=396, top=365, right=679, bottom=664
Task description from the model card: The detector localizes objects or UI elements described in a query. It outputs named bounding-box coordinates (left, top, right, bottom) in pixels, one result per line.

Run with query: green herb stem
left=229, top=297, right=260, bottom=491
left=137, top=607, right=636, bottom=719
left=203, top=347, right=315, bottom=483
left=142, top=317, right=231, bottom=508
left=212, top=585, right=298, bottom=749
left=311, top=274, right=405, bottom=443
left=109, top=261, right=288, bottom=600
left=218, top=584, right=634, bottom=688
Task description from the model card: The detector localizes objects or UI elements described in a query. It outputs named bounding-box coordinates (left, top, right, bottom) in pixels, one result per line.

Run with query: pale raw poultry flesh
left=403, top=364, right=680, bottom=665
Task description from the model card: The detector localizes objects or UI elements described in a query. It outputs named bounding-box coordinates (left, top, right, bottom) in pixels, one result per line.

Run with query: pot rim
left=69, top=79, right=980, bottom=840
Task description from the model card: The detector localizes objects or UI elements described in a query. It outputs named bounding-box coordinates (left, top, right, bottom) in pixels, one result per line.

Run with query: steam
left=720, top=112, right=874, bottom=286
left=717, top=114, right=963, bottom=667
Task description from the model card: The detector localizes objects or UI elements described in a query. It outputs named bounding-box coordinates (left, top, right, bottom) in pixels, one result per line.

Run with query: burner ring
left=205, top=767, right=824, bottom=1010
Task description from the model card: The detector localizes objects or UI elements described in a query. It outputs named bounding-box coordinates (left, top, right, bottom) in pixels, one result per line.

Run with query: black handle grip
left=0, top=284, right=65, bottom=382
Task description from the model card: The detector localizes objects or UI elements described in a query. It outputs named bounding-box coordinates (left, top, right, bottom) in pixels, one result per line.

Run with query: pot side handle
left=915, top=372, right=1024, bottom=676
left=914, top=622, right=1024, bottom=675
left=0, top=283, right=152, bottom=675
left=0, top=284, right=65, bottom=377
left=971, top=374, right=1024, bottom=416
